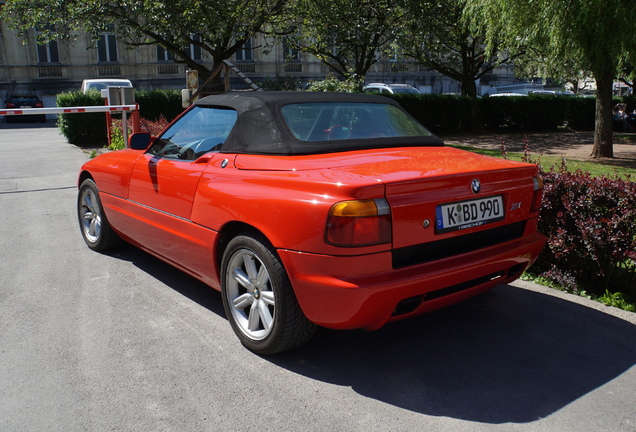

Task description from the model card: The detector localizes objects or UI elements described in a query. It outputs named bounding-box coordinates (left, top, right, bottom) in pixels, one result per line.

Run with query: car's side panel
left=82, top=150, right=143, bottom=199
left=191, top=155, right=390, bottom=256
left=99, top=192, right=220, bottom=288
left=128, top=154, right=211, bottom=219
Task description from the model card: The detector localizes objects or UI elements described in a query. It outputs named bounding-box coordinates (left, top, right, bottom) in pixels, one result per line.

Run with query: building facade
left=1, top=21, right=517, bottom=109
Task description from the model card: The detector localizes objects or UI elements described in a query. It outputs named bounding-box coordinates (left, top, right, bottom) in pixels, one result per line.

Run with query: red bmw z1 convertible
left=77, top=91, right=546, bottom=354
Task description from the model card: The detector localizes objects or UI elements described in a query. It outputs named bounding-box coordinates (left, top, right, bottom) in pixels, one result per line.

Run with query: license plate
left=435, top=195, right=504, bottom=233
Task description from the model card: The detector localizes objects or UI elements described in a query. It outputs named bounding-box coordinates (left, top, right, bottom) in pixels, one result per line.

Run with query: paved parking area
left=1, top=123, right=635, bottom=432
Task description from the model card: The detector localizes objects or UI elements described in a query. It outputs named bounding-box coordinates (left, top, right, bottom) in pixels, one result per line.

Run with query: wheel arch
left=78, top=170, right=94, bottom=187
left=215, top=221, right=273, bottom=271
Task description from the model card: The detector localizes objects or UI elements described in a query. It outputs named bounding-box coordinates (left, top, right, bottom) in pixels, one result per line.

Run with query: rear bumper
left=279, top=231, right=546, bottom=330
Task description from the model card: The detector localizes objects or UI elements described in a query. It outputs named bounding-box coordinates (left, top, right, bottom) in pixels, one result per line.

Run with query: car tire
left=221, top=232, right=316, bottom=355
left=77, top=178, right=122, bottom=251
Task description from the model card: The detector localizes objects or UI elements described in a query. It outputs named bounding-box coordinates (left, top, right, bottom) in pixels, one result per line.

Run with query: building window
left=157, top=45, right=175, bottom=62
left=34, top=25, right=60, bottom=63
left=283, top=38, right=300, bottom=62
left=36, top=40, right=59, bottom=63
left=235, top=38, right=252, bottom=62
left=98, top=34, right=118, bottom=63
left=190, top=34, right=202, bottom=61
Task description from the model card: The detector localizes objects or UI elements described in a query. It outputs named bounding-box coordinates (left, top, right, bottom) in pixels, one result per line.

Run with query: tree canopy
left=464, top=0, right=636, bottom=157
left=285, top=0, right=404, bottom=78
left=2, top=0, right=289, bottom=84
left=397, top=0, right=522, bottom=99
left=3, top=0, right=636, bottom=151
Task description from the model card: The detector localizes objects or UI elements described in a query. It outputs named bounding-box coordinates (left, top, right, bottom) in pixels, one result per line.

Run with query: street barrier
left=0, top=104, right=138, bottom=117
left=1, top=104, right=141, bottom=146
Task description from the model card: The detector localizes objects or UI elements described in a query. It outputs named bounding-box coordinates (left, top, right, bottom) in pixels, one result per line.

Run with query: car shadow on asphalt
left=269, top=285, right=636, bottom=424
left=104, top=244, right=226, bottom=318
left=105, top=244, right=636, bottom=424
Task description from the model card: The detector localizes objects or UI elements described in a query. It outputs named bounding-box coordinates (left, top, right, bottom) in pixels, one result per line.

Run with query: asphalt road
left=1, top=122, right=635, bottom=432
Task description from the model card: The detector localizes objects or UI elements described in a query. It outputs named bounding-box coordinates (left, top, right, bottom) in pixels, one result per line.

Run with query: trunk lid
left=235, top=147, right=539, bottom=250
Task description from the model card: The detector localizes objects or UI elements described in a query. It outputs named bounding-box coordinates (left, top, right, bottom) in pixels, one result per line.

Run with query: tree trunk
left=460, top=75, right=484, bottom=132
left=591, top=75, right=614, bottom=158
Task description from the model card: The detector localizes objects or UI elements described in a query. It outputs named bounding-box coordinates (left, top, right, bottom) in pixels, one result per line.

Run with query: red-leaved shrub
left=138, top=115, right=170, bottom=136
left=536, top=163, right=636, bottom=298
left=109, top=116, right=170, bottom=150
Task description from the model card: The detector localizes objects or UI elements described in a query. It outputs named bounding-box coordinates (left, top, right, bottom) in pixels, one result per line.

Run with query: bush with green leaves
left=135, top=89, right=183, bottom=122
left=307, top=74, right=363, bottom=92
left=56, top=89, right=183, bottom=146
left=56, top=91, right=108, bottom=145
left=564, top=96, right=597, bottom=131
left=391, top=94, right=473, bottom=133
left=480, top=94, right=569, bottom=130
left=257, top=75, right=303, bottom=91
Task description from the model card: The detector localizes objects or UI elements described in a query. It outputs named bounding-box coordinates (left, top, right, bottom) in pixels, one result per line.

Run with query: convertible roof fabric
left=195, top=91, right=444, bottom=155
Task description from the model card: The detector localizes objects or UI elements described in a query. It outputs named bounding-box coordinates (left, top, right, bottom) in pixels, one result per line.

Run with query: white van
left=81, top=79, right=133, bottom=93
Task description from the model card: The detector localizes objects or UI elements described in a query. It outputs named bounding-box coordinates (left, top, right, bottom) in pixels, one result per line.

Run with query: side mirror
left=128, top=132, right=151, bottom=150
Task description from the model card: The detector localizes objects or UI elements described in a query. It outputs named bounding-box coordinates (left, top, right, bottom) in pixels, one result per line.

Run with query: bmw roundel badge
left=471, top=179, right=481, bottom=194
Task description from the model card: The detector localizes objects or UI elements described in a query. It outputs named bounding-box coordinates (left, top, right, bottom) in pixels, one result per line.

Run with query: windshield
left=86, top=81, right=132, bottom=90
left=281, top=103, right=431, bottom=142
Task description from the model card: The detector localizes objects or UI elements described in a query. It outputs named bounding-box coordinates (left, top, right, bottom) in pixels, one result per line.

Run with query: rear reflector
left=531, top=177, right=544, bottom=212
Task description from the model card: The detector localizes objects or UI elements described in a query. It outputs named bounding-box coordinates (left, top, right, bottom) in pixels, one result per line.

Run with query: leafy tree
left=464, top=0, right=636, bottom=158
left=286, top=0, right=404, bottom=78
left=306, top=73, right=363, bottom=92
left=618, top=62, right=635, bottom=95
left=2, top=0, right=288, bottom=86
left=397, top=0, right=522, bottom=99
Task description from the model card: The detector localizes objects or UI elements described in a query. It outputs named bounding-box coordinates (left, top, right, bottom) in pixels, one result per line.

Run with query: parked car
left=77, top=91, right=545, bottom=354
left=4, top=95, right=46, bottom=123
left=81, top=78, right=133, bottom=93
left=363, top=83, right=421, bottom=95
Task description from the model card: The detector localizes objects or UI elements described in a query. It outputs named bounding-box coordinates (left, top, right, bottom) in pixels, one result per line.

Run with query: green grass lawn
left=449, top=144, right=636, bottom=179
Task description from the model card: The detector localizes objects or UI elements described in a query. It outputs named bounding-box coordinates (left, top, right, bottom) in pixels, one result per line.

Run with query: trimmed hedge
left=564, top=96, right=597, bottom=131
left=392, top=94, right=472, bottom=132
left=57, top=89, right=632, bottom=143
left=56, top=89, right=185, bottom=145
left=480, top=94, right=570, bottom=130
left=57, top=91, right=108, bottom=145
left=135, top=89, right=184, bottom=122
left=391, top=93, right=634, bottom=134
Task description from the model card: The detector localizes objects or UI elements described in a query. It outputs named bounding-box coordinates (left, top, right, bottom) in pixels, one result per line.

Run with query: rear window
left=10, top=97, right=39, bottom=105
left=84, top=81, right=132, bottom=91
left=281, top=103, right=432, bottom=142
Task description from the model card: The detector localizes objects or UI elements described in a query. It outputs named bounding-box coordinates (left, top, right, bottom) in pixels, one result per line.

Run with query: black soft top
left=194, top=91, right=444, bottom=155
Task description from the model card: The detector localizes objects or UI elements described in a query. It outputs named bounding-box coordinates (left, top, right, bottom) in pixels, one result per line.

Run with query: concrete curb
left=510, top=279, right=636, bottom=324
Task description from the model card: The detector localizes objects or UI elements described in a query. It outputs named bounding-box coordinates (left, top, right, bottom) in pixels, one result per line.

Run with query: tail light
left=531, top=177, right=544, bottom=212
left=35, top=102, right=44, bottom=108
left=6, top=103, right=15, bottom=108
left=326, top=199, right=392, bottom=247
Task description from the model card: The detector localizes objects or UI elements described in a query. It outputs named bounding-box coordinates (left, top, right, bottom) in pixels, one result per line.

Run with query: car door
left=126, top=106, right=238, bottom=268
